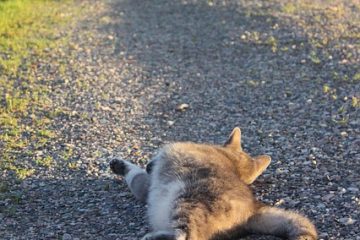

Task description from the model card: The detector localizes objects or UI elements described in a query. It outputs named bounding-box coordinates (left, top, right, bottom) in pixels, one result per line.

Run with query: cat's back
left=156, top=142, right=249, bottom=196
left=147, top=141, right=257, bottom=234
left=160, top=142, right=236, bottom=173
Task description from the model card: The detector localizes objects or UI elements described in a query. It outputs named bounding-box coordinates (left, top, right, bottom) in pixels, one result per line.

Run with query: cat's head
left=224, top=127, right=271, bottom=184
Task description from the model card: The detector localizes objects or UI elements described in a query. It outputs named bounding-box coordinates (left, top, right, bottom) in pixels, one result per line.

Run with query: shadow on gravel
left=0, top=173, right=148, bottom=239
left=94, top=0, right=359, bottom=239
left=105, top=0, right=359, bottom=142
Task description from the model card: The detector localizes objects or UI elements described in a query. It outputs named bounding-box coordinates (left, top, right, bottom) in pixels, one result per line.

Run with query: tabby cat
left=110, top=128, right=317, bottom=240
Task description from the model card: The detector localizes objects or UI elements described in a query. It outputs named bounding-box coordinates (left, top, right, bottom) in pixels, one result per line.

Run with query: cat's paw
left=109, top=158, right=128, bottom=176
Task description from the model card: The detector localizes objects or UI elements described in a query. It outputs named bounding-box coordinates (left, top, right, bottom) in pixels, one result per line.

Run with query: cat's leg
left=243, top=204, right=317, bottom=240
left=109, top=158, right=150, bottom=203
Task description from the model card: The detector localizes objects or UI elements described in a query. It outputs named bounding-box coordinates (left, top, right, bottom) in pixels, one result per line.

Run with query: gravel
left=1, top=0, right=359, bottom=239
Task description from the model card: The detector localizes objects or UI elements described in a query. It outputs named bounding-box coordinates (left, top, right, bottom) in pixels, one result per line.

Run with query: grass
left=0, top=0, right=81, bottom=180
left=0, top=0, right=73, bottom=73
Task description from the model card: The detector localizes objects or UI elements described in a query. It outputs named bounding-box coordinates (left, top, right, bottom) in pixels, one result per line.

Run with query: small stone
left=118, top=192, right=128, bottom=197
left=275, top=168, right=289, bottom=174
left=36, top=151, right=44, bottom=157
left=62, top=233, right=72, bottom=240
left=113, top=97, right=123, bottom=103
left=167, top=120, right=175, bottom=126
left=338, top=217, right=356, bottom=225
left=347, top=187, right=359, bottom=192
left=308, top=154, right=316, bottom=160
left=322, top=193, right=335, bottom=202
left=274, top=199, right=285, bottom=206
left=176, top=103, right=189, bottom=112
left=100, top=105, right=112, bottom=111
left=317, top=203, right=326, bottom=209
left=332, top=175, right=341, bottom=181
left=340, top=131, right=348, bottom=137
left=302, top=161, right=311, bottom=165
left=338, top=187, right=347, bottom=194
left=319, top=232, right=329, bottom=238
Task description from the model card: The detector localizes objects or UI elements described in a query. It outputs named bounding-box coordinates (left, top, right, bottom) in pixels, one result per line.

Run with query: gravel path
left=1, top=0, right=359, bottom=239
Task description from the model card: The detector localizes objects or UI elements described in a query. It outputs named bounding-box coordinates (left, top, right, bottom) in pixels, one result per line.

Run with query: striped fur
left=110, top=128, right=317, bottom=240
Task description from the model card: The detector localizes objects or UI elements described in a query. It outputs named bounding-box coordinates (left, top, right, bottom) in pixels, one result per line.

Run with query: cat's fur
left=110, top=128, right=317, bottom=240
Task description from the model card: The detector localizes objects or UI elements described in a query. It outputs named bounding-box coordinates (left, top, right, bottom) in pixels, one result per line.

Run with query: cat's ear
left=246, top=155, right=271, bottom=184
left=224, top=127, right=242, bottom=151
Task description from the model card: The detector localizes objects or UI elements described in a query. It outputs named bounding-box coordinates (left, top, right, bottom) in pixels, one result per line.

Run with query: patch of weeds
left=353, top=73, right=360, bottom=82
left=4, top=93, right=29, bottom=113
left=352, top=97, right=359, bottom=108
left=0, top=113, right=18, bottom=126
left=266, top=36, right=278, bottom=52
left=14, top=168, right=35, bottom=180
left=323, top=84, right=331, bottom=94
left=46, top=107, right=69, bottom=119
left=246, top=80, right=260, bottom=87
left=60, top=146, right=74, bottom=161
left=0, top=0, right=84, bottom=181
left=95, top=102, right=102, bottom=110
left=76, top=78, right=90, bottom=91
left=33, top=137, right=49, bottom=149
left=5, top=127, right=21, bottom=137
left=241, top=31, right=261, bottom=44
left=282, top=2, right=296, bottom=14
left=309, top=51, right=321, bottom=64
left=68, top=162, right=79, bottom=170
left=7, top=138, right=27, bottom=150
left=332, top=115, right=349, bottom=126
left=93, top=150, right=102, bottom=159
left=79, top=112, right=89, bottom=120
left=37, top=129, right=56, bottom=138
left=35, top=155, right=53, bottom=168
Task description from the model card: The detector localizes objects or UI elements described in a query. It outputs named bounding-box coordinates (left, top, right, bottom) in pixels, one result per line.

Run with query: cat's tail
left=243, top=204, right=318, bottom=240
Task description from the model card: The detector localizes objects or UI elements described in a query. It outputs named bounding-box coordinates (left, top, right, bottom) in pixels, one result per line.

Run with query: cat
left=110, top=127, right=317, bottom=240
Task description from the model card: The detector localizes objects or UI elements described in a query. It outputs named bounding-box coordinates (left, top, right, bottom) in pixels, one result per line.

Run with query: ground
left=0, top=0, right=359, bottom=239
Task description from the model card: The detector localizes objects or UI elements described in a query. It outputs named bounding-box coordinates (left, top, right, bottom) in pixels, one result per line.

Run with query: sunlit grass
left=0, top=0, right=79, bottom=180
left=0, top=0, right=73, bottom=73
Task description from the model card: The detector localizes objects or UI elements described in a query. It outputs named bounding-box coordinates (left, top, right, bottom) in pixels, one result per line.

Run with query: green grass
left=0, top=0, right=80, bottom=180
left=0, top=0, right=73, bottom=73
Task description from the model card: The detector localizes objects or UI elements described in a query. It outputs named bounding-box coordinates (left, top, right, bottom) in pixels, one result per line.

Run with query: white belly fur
left=147, top=179, right=185, bottom=231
